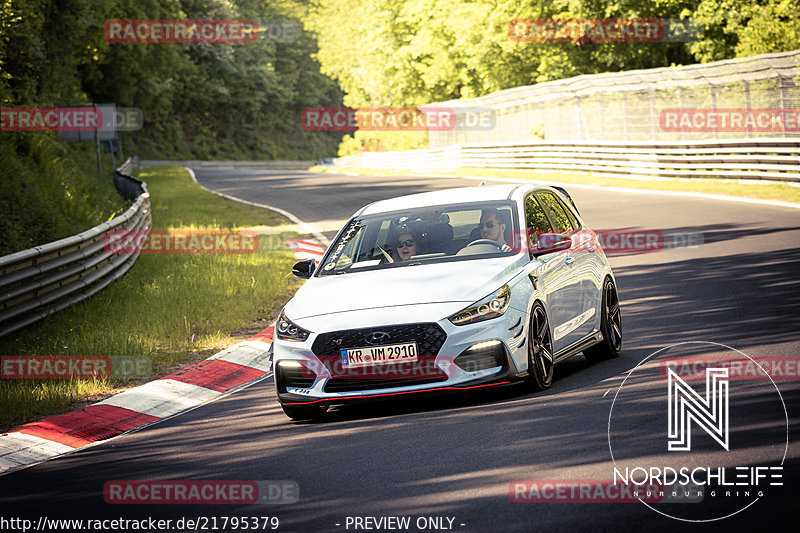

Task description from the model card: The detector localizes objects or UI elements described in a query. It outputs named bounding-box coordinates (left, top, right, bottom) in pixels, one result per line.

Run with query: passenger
left=478, top=209, right=512, bottom=252
left=392, top=228, right=425, bottom=261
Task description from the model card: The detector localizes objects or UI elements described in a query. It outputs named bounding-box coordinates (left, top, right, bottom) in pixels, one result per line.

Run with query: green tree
left=307, top=0, right=799, bottom=109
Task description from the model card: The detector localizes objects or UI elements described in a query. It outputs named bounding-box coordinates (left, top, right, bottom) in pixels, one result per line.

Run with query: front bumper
left=273, top=311, right=528, bottom=407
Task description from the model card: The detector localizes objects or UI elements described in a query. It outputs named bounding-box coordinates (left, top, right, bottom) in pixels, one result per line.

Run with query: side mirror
left=292, top=258, right=316, bottom=279
left=532, top=233, right=572, bottom=256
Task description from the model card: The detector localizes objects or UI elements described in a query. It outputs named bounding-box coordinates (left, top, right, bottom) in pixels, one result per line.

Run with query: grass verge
left=0, top=134, right=128, bottom=256
left=0, top=166, right=302, bottom=431
left=310, top=166, right=800, bottom=205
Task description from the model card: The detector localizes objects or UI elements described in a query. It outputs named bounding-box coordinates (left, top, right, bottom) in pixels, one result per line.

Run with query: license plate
left=341, top=342, right=418, bottom=367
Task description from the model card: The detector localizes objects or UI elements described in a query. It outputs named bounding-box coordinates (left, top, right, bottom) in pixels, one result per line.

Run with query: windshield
left=318, top=201, right=518, bottom=276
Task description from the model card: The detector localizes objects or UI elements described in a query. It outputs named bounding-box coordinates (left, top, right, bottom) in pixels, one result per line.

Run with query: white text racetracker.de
left=340, top=516, right=463, bottom=530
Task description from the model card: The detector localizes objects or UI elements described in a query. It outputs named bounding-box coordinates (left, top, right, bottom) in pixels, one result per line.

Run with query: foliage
left=679, top=0, right=800, bottom=61
left=0, top=0, right=345, bottom=160
left=2, top=0, right=798, bottom=162
left=0, top=134, right=126, bottom=255
left=338, top=130, right=428, bottom=155
left=306, top=0, right=800, bottom=109
left=0, top=0, right=345, bottom=250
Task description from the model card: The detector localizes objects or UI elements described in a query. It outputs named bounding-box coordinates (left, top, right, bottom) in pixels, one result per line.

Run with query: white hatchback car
left=273, top=184, right=621, bottom=420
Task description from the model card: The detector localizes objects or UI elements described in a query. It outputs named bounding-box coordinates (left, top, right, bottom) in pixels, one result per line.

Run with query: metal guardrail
left=335, top=138, right=800, bottom=181
left=137, top=160, right=315, bottom=170
left=0, top=158, right=151, bottom=338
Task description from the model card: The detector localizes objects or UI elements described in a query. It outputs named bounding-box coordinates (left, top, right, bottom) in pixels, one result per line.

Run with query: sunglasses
left=397, top=239, right=416, bottom=248
left=480, top=221, right=498, bottom=229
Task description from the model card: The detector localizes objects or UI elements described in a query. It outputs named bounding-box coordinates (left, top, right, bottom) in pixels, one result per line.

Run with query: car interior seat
left=425, top=222, right=454, bottom=254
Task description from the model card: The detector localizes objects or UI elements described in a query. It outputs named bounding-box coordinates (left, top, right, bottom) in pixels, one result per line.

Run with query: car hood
left=285, top=255, right=527, bottom=320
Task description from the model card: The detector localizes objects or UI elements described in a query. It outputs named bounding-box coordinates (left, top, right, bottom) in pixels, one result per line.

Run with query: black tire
left=584, top=277, right=622, bottom=362
left=281, top=404, right=324, bottom=421
left=526, top=303, right=554, bottom=391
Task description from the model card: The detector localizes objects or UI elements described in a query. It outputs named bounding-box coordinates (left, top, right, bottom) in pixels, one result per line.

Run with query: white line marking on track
left=184, top=167, right=331, bottom=244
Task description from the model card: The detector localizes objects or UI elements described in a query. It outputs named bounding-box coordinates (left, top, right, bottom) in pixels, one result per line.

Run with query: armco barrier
left=137, top=160, right=314, bottom=170
left=335, top=138, right=800, bottom=182
left=0, top=158, right=151, bottom=337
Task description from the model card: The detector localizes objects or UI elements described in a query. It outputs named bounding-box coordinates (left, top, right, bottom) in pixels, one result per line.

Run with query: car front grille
left=312, top=323, right=449, bottom=393
left=311, top=322, right=447, bottom=356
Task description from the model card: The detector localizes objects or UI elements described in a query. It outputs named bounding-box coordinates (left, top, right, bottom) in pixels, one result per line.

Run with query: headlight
left=276, top=312, right=311, bottom=341
left=448, top=285, right=511, bottom=326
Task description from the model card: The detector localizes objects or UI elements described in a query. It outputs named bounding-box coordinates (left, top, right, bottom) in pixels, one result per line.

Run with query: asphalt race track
left=1, top=166, right=798, bottom=532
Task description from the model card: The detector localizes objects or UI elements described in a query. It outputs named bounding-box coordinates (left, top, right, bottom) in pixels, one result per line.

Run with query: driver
left=479, top=209, right=511, bottom=252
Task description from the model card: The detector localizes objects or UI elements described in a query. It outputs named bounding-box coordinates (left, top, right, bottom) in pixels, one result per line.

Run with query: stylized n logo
left=667, top=367, right=729, bottom=451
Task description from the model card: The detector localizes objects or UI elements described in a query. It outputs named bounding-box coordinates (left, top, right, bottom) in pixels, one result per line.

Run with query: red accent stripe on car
left=282, top=381, right=514, bottom=405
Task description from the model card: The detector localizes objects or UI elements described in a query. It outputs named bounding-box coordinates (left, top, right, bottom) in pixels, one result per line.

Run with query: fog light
left=453, top=340, right=506, bottom=372
left=469, top=340, right=502, bottom=351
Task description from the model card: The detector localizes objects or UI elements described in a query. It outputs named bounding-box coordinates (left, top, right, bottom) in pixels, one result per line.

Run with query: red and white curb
left=286, top=239, right=325, bottom=261
left=0, top=328, right=275, bottom=476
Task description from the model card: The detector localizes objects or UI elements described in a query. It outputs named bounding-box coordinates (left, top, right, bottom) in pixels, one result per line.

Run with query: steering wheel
left=466, top=239, right=503, bottom=249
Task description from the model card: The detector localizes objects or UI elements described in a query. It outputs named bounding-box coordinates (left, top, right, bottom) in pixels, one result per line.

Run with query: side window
left=525, top=195, right=551, bottom=233
left=555, top=195, right=581, bottom=230
left=537, top=192, right=575, bottom=233
left=525, top=195, right=551, bottom=253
